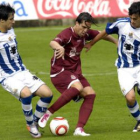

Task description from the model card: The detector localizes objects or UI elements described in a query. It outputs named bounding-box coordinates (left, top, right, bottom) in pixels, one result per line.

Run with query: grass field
left=0, top=24, right=140, bottom=140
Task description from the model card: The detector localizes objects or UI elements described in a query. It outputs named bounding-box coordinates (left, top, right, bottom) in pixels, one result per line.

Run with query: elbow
left=49, top=41, right=53, bottom=47
left=50, top=41, right=56, bottom=49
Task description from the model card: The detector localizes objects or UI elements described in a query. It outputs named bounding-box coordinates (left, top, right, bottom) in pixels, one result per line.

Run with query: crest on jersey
left=69, top=47, right=80, bottom=57
left=8, top=36, right=13, bottom=41
left=69, top=47, right=76, bottom=57
left=129, top=32, right=133, bottom=38
left=71, top=75, right=76, bottom=79
left=121, top=88, right=126, bottom=93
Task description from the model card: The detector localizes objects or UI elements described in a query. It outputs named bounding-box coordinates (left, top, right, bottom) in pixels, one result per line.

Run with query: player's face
left=75, top=21, right=91, bottom=37
left=130, top=14, right=140, bottom=28
left=1, top=13, right=15, bottom=32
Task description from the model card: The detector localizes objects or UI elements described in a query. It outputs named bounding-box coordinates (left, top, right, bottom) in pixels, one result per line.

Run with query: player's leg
left=38, top=83, right=82, bottom=128
left=23, top=72, right=53, bottom=131
left=1, top=75, right=34, bottom=127
left=125, top=89, right=140, bottom=132
left=20, top=87, right=33, bottom=126
left=136, top=66, right=140, bottom=95
left=73, top=86, right=96, bottom=136
left=38, top=71, right=82, bottom=128
left=33, top=85, right=53, bottom=125
left=21, top=71, right=53, bottom=138
left=118, top=68, right=140, bottom=132
left=20, top=87, right=41, bottom=138
left=73, top=75, right=96, bottom=136
left=1, top=74, right=41, bottom=138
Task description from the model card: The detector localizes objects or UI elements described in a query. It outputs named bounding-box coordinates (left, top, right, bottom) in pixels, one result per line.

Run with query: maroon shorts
left=51, top=70, right=90, bottom=93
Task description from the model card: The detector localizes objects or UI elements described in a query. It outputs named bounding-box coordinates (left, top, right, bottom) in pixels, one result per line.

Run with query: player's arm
left=102, top=33, right=118, bottom=45
left=85, top=30, right=117, bottom=52
left=50, top=40, right=65, bottom=59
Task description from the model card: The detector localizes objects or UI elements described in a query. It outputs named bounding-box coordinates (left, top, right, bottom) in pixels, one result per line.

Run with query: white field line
left=33, top=71, right=117, bottom=76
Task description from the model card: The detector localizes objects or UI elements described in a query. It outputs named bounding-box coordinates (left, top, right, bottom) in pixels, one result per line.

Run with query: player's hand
left=55, top=47, right=65, bottom=59
left=84, top=42, right=92, bottom=52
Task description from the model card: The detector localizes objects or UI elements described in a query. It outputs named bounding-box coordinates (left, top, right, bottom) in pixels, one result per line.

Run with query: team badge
left=71, top=75, right=76, bottom=79
left=8, top=36, right=13, bottom=41
left=128, top=32, right=133, bottom=38
left=121, top=88, right=126, bottom=94
left=13, top=88, right=18, bottom=94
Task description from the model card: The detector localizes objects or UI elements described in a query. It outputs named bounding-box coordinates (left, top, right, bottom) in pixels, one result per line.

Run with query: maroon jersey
left=50, top=27, right=99, bottom=76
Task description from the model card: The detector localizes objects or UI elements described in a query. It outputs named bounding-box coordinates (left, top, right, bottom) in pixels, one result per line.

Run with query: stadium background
left=1, top=0, right=140, bottom=140
left=1, top=0, right=139, bottom=27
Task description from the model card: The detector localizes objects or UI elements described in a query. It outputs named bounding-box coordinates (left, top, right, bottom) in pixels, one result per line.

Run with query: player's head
left=0, top=4, right=15, bottom=31
left=74, top=12, right=95, bottom=37
left=76, top=12, right=95, bottom=24
left=128, top=1, right=140, bottom=28
left=0, top=4, right=15, bottom=20
left=129, top=2, right=140, bottom=16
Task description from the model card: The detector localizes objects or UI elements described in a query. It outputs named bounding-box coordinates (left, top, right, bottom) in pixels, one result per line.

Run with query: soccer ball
left=49, top=117, right=69, bottom=136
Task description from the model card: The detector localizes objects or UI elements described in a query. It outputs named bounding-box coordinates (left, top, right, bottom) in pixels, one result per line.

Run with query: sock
left=48, top=87, right=79, bottom=114
left=127, top=101, right=140, bottom=121
left=34, top=95, right=53, bottom=123
left=76, top=94, right=96, bottom=128
left=21, top=95, right=33, bottom=125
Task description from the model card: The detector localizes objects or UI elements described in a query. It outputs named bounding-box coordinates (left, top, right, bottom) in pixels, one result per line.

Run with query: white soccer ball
left=49, top=117, right=69, bottom=136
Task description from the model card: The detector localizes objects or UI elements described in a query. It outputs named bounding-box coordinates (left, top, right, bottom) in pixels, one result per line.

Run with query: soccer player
left=85, top=1, right=140, bottom=132
left=38, top=12, right=117, bottom=136
left=0, top=4, right=53, bottom=138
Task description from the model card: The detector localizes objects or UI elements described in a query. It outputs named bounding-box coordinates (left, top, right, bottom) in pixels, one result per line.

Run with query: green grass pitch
left=0, top=25, right=140, bottom=140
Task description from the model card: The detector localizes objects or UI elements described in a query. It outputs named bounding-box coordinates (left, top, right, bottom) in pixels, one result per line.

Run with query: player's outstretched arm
left=103, top=34, right=118, bottom=46
left=85, top=30, right=118, bottom=52
left=84, top=30, right=108, bottom=52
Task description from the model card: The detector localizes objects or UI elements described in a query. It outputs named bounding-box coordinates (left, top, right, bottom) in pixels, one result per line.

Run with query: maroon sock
left=48, top=87, right=79, bottom=114
left=76, top=94, right=96, bottom=128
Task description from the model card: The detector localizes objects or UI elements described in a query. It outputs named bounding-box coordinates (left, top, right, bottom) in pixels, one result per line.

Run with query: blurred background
left=1, top=0, right=139, bottom=27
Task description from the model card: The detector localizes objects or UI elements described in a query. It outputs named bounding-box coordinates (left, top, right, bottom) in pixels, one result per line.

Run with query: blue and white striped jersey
left=106, top=18, right=140, bottom=68
left=0, top=28, right=26, bottom=83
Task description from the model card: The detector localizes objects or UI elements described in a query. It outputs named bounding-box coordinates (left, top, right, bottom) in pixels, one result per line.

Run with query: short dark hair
left=0, top=4, right=15, bottom=20
left=76, top=12, right=95, bottom=24
left=129, top=1, right=140, bottom=16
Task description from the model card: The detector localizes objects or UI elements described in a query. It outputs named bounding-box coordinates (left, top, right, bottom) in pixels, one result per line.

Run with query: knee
left=76, top=86, right=83, bottom=92
left=43, top=88, right=53, bottom=97
left=81, top=87, right=96, bottom=97
left=126, top=96, right=136, bottom=106
left=20, top=87, right=32, bottom=98
left=36, top=85, right=53, bottom=97
left=71, top=83, right=83, bottom=92
left=46, top=88, right=53, bottom=97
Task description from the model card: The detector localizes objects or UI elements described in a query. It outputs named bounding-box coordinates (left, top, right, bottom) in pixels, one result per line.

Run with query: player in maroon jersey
left=38, top=12, right=117, bottom=136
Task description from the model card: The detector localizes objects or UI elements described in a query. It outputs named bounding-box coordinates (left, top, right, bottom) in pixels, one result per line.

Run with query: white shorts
left=1, top=70, right=45, bottom=100
left=117, top=65, right=140, bottom=96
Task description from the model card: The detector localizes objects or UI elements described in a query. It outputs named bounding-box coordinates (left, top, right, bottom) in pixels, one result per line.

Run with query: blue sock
left=21, top=95, right=33, bottom=125
left=127, top=101, right=140, bottom=121
left=34, top=95, right=53, bottom=123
